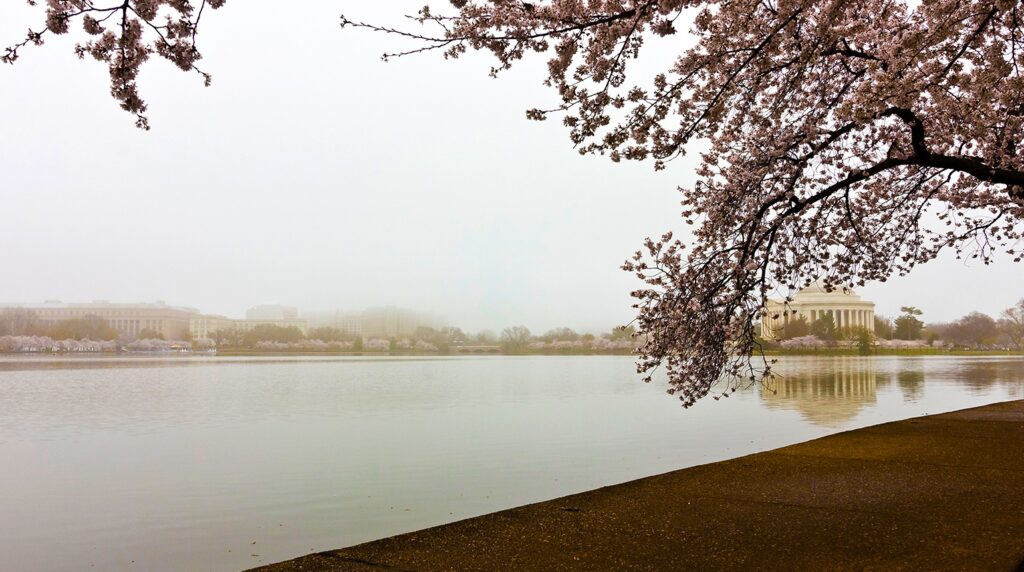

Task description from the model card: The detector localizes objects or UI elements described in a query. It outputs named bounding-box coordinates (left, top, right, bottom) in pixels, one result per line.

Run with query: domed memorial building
left=760, top=282, right=876, bottom=340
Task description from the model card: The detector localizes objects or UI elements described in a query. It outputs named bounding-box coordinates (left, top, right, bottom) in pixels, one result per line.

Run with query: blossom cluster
left=362, top=338, right=391, bottom=352
left=5, top=0, right=227, bottom=128
left=0, top=335, right=119, bottom=353
left=875, top=339, right=932, bottom=350
left=779, top=336, right=828, bottom=350
left=254, top=340, right=356, bottom=351
left=123, top=338, right=191, bottom=351
left=526, top=338, right=636, bottom=352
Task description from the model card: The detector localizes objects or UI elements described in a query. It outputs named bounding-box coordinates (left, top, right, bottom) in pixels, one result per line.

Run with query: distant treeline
left=0, top=307, right=640, bottom=355
left=211, top=324, right=638, bottom=354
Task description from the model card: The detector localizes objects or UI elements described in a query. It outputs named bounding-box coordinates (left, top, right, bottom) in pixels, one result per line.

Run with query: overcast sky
left=1, top=1, right=1020, bottom=333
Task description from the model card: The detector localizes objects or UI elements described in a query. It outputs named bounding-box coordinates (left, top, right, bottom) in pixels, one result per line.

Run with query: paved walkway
left=253, top=400, right=1024, bottom=571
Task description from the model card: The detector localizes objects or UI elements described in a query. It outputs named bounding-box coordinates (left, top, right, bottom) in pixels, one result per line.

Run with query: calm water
left=0, top=355, right=1021, bottom=571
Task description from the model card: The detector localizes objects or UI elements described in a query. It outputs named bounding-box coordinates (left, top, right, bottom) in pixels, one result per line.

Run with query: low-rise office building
left=189, top=315, right=308, bottom=342
left=189, top=314, right=238, bottom=342
left=1, top=301, right=198, bottom=340
left=245, top=305, right=299, bottom=321
left=3, top=301, right=310, bottom=343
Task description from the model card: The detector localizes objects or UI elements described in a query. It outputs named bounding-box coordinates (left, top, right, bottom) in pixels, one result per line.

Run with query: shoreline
left=251, top=400, right=1024, bottom=571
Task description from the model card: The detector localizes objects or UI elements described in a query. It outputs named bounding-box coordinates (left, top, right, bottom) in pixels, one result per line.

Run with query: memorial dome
left=760, top=280, right=876, bottom=340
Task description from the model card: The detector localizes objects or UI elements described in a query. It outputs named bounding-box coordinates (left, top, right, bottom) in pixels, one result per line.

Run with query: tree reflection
left=951, top=360, right=1024, bottom=393
left=897, top=369, right=925, bottom=402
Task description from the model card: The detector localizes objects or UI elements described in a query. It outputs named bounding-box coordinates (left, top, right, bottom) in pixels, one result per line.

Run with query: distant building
left=1, top=301, right=198, bottom=340
left=361, top=307, right=445, bottom=338
left=760, top=282, right=875, bottom=340
left=332, top=313, right=364, bottom=337
left=189, top=314, right=237, bottom=342
left=301, top=311, right=363, bottom=336
left=304, top=307, right=445, bottom=338
left=190, top=314, right=308, bottom=342
left=246, top=305, right=299, bottom=321
left=1, top=300, right=312, bottom=343
left=233, top=318, right=308, bottom=335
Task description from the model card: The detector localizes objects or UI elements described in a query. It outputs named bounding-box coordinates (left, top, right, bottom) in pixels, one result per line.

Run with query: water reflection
left=948, top=359, right=1024, bottom=392
left=761, top=359, right=878, bottom=427
left=759, top=356, right=1024, bottom=427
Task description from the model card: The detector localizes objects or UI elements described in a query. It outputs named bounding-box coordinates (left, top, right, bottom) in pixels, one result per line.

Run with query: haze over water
left=0, top=354, right=1021, bottom=571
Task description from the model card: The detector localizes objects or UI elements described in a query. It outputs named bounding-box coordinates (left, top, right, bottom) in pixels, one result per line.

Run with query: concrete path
left=252, top=400, right=1024, bottom=571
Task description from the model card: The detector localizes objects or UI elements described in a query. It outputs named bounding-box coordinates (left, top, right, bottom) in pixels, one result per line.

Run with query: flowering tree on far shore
left=8, top=1, right=1024, bottom=406
left=0, top=335, right=119, bottom=353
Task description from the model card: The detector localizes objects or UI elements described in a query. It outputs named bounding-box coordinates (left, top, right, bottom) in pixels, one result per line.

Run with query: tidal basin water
left=1, top=355, right=1022, bottom=571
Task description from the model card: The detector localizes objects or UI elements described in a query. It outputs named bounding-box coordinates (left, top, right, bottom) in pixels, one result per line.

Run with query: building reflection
left=760, top=361, right=878, bottom=427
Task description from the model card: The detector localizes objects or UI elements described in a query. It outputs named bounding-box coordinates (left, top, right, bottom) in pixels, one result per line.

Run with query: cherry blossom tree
left=4, top=0, right=226, bottom=129
left=342, top=0, right=1024, bottom=405
left=363, top=338, right=391, bottom=352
